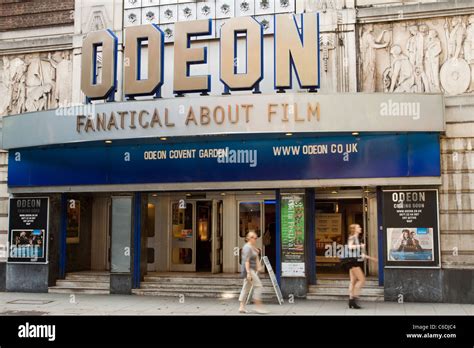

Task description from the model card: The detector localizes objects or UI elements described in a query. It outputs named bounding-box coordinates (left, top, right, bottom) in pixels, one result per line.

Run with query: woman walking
left=344, top=224, right=377, bottom=309
left=238, top=231, right=268, bottom=314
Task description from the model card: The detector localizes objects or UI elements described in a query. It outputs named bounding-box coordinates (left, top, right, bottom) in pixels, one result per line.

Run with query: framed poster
left=8, top=197, right=49, bottom=264
left=383, top=189, right=440, bottom=268
left=281, top=194, right=305, bottom=277
left=66, top=199, right=80, bottom=244
left=316, top=213, right=342, bottom=263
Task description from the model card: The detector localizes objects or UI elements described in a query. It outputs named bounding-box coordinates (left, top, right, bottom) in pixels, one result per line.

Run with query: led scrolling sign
left=81, top=14, right=320, bottom=100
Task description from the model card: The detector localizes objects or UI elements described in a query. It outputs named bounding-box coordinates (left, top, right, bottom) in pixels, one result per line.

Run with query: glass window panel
left=146, top=203, right=155, bottom=238
left=171, top=202, right=193, bottom=239
left=172, top=248, right=192, bottom=264
left=111, top=197, right=132, bottom=273
left=239, top=202, right=261, bottom=238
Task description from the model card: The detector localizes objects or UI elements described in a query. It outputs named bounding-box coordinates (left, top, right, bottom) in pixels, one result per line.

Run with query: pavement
left=0, top=292, right=472, bottom=315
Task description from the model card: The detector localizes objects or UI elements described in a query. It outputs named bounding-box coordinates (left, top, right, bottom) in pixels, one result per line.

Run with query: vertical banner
left=8, top=197, right=49, bottom=263
left=383, top=189, right=440, bottom=268
left=281, top=194, right=305, bottom=276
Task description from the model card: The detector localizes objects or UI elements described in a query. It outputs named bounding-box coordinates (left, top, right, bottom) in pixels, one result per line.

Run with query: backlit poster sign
left=8, top=197, right=49, bottom=264
left=281, top=194, right=305, bottom=277
left=383, top=189, right=440, bottom=268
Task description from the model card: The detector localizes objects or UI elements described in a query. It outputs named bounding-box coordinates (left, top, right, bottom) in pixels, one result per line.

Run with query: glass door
left=237, top=201, right=263, bottom=267
left=170, top=201, right=195, bottom=272
left=211, top=200, right=223, bottom=273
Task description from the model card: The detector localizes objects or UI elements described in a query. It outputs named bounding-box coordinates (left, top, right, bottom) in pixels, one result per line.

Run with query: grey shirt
left=241, top=243, right=258, bottom=277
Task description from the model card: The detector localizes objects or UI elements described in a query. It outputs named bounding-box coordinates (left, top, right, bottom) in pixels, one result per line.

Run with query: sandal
left=239, top=308, right=250, bottom=314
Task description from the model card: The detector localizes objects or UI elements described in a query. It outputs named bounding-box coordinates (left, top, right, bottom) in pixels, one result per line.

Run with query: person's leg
left=250, top=270, right=267, bottom=313
left=349, top=268, right=356, bottom=299
left=352, top=266, right=366, bottom=298
left=238, top=278, right=251, bottom=312
left=348, top=267, right=363, bottom=309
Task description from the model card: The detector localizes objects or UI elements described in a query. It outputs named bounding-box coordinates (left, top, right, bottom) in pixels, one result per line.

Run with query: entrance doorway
left=314, top=188, right=378, bottom=277
left=315, top=199, right=364, bottom=275
left=65, top=195, right=111, bottom=273
left=196, top=201, right=212, bottom=272
left=170, top=199, right=223, bottom=273
left=237, top=199, right=277, bottom=271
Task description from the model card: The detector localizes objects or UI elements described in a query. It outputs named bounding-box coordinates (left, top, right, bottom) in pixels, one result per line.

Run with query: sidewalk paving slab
left=0, top=292, right=471, bottom=316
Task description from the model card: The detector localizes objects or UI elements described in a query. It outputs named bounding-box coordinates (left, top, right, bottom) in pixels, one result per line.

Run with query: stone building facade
left=0, top=0, right=75, bottom=270
left=0, top=0, right=472, bottom=302
left=355, top=1, right=474, bottom=302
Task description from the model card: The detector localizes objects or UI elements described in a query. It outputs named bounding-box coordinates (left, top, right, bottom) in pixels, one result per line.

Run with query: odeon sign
left=0, top=12, right=445, bottom=151
left=81, top=14, right=320, bottom=100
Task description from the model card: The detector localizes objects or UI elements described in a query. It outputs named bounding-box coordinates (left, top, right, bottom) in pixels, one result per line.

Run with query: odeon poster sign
left=81, top=14, right=321, bottom=100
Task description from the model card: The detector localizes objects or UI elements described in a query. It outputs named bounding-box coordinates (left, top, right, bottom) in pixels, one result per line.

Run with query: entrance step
left=143, top=276, right=273, bottom=286
left=307, top=278, right=384, bottom=302
left=48, top=287, right=110, bottom=295
left=316, top=278, right=379, bottom=287
left=134, top=273, right=278, bottom=302
left=48, top=272, right=110, bottom=295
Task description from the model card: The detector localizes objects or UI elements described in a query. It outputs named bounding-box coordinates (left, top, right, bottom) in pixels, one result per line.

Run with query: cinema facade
left=0, top=0, right=473, bottom=304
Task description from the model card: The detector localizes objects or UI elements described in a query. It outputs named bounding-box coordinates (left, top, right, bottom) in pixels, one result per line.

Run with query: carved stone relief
left=359, top=15, right=474, bottom=95
left=82, top=6, right=110, bottom=34
left=0, top=50, right=72, bottom=116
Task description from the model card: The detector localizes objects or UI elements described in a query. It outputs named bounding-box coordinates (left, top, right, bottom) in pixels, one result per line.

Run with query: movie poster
left=281, top=194, right=305, bottom=277
left=387, top=228, right=434, bottom=261
left=383, top=190, right=440, bottom=268
left=8, top=197, right=49, bottom=263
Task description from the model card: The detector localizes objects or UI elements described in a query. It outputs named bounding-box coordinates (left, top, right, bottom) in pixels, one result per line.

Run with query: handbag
left=339, top=257, right=357, bottom=266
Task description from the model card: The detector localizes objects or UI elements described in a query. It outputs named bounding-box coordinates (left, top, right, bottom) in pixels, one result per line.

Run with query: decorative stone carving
left=88, top=10, right=106, bottom=32
left=385, top=45, right=415, bottom=93
left=197, top=2, right=215, bottom=20
left=51, top=51, right=72, bottom=107
left=216, top=0, right=234, bottom=19
left=0, top=50, right=72, bottom=116
left=445, top=17, right=465, bottom=60
left=464, top=15, right=474, bottom=92
left=320, top=34, right=336, bottom=73
left=440, top=58, right=471, bottom=95
left=306, top=0, right=343, bottom=12
left=406, top=24, right=430, bottom=92
left=360, top=24, right=390, bottom=92
left=236, top=0, right=254, bottom=17
left=425, top=29, right=442, bottom=92
left=359, top=15, right=474, bottom=96
left=178, top=3, right=197, bottom=21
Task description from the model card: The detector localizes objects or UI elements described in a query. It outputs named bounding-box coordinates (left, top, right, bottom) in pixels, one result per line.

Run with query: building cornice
left=0, top=33, right=73, bottom=55
left=357, top=0, right=474, bottom=23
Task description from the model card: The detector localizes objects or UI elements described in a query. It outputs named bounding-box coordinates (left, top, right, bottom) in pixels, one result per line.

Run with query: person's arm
left=245, top=259, right=251, bottom=280
left=242, top=246, right=252, bottom=280
left=375, top=30, right=388, bottom=44
left=363, top=254, right=378, bottom=262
